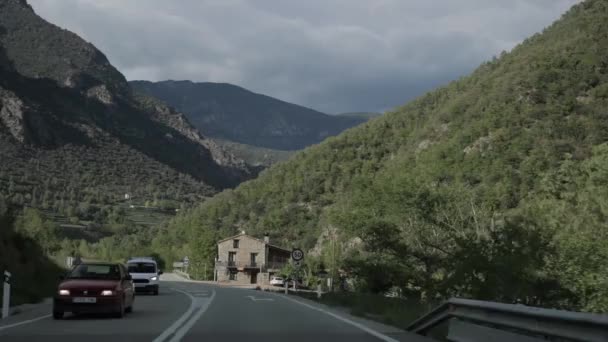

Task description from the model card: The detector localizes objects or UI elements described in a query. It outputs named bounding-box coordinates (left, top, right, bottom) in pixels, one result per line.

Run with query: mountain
left=157, top=0, right=608, bottom=312
left=213, top=139, right=294, bottom=167
left=335, top=112, right=382, bottom=119
left=129, top=80, right=367, bottom=151
left=0, top=0, right=254, bottom=229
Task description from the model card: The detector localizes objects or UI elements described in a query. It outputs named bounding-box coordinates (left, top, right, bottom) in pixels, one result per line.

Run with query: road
left=0, top=274, right=433, bottom=342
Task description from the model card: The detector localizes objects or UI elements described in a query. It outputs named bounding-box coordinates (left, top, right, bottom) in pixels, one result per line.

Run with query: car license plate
left=73, top=297, right=96, bottom=303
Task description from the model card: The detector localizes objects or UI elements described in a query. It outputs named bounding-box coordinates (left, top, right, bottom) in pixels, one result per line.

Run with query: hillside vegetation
left=0, top=198, right=63, bottom=306
left=156, top=0, right=608, bottom=312
left=214, top=139, right=294, bottom=167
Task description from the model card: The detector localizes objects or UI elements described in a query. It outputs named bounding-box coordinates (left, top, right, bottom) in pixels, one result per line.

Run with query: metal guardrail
left=407, top=298, right=608, bottom=341
left=173, top=270, right=191, bottom=280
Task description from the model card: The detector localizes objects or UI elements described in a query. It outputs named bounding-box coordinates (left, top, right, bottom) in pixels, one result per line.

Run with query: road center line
left=0, top=314, right=51, bottom=332
left=246, top=295, right=274, bottom=302
left=277, top=294, right=399, bottom=342
left=168, top=289, right=216, bottom=342
left=152, top=288, right=197, bottom=342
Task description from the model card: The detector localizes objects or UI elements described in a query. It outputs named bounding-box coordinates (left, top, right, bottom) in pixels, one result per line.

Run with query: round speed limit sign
left=292, top=248, right=304, bottom=261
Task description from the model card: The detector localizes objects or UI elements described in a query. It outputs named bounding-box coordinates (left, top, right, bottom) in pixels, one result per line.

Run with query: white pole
left=317, top=283, right=322, bottom=299
left=284, top=281, right=288, bottom=294
left=2, top=271, right=10, bottom=319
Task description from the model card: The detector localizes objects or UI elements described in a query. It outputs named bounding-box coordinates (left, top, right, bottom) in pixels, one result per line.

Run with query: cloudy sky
left=30, top=0, right=578, bottom=114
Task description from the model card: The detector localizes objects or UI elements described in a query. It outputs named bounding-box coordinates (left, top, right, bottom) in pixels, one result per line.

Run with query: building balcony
left=215, top=260, right=288, bottom=272
left=216, top=260, right=239, bottom=268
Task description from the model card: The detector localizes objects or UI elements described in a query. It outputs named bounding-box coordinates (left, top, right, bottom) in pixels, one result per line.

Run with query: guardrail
left=407, top=298, right=608, bottom=341
left=173, top=270, right=191, bottom=280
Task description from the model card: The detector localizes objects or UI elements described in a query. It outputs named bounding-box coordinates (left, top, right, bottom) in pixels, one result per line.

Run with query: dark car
left=53, top=262, right=135, bottom=319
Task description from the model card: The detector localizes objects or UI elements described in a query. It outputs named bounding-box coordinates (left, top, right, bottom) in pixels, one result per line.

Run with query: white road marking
left=152, top=288, right=196, bottom=342
left=245, top=295, right=274, bottom=302
left=168, top=289, right=216, bottom=342
left=0, top=314, right=51, bottom=332
left=278, top=295, right=400, bottom=342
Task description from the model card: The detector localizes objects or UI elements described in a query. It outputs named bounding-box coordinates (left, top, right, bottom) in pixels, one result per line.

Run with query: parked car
left=53, top=262, right=134, bottom=319
left=270, top=276, right=284, bottom=286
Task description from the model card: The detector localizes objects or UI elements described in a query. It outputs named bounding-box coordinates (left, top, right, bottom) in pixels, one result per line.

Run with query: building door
left=251, top=271, right=257, bottom=284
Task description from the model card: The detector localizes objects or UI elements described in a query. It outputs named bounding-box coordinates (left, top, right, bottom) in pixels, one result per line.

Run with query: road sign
left=183, top=256, right=190, bottom=266
left=294, top=260, right=302, bottom=268
left=291, top=249, right=304, bottom=261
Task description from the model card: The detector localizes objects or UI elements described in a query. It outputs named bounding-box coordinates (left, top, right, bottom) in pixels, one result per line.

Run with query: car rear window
left=128, top=262, right=156, bottom=273
left=68, top=264, right=121, bottom=280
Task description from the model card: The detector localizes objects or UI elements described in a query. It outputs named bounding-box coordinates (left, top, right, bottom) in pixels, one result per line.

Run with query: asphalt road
left=0, top=274, right=433, bottom=342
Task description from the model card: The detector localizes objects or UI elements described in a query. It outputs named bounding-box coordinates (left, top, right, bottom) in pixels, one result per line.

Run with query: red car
left=53, top=262, right=135, bottom=319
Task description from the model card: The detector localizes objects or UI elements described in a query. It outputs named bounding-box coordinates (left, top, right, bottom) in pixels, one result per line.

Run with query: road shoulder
left=0, top=298, right=52, bottom=331
left=268, top=291, right=435, bottom=342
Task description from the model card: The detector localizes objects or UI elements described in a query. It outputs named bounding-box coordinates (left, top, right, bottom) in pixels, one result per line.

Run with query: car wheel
left=52, top=311, right=64, bottom=320
left=153, top=287, right=159, bottom=296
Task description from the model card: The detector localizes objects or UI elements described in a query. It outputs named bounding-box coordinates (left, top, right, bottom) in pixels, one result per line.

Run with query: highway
left=0, top=273, right=433, bottom=342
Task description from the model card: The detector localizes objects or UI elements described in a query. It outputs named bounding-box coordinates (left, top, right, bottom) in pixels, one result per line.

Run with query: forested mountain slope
left=130, top=80, right=367, bottom=151
left=157, top=0, right=608, bottom=312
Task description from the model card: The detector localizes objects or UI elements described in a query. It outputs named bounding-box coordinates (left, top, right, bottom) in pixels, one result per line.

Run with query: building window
left=228, top=252, right=236, bottom=266
left=233, top=239, right=240, bottom=248
left=229, top=271, right=237, bottom=281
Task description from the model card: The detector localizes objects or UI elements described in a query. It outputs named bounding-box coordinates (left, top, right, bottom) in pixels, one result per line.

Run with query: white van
left=126, top=257, right=162, bottom=295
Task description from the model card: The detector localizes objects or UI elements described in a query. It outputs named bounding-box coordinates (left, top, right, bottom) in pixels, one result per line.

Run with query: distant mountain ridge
left=336, top=112, right=382, bottom=119
left=129, top=80, right=368, bottom=151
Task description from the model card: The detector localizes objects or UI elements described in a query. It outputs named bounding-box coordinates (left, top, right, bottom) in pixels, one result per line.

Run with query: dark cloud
left=29, top=0, right=579, bottom=113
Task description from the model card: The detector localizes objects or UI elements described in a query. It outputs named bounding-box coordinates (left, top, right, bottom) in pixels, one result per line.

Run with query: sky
left=29, top=0, right=579, bottom=114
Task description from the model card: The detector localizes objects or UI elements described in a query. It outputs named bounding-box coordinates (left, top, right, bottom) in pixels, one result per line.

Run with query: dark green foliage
left=130, top=80, right=368, bottom=151
left=162, top=0, right=608, bottom=312
left=0, top=199, right=63, bottom=306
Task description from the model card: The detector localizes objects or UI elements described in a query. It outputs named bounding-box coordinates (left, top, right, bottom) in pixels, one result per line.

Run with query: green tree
left=15, top=208, right=60, bottom=255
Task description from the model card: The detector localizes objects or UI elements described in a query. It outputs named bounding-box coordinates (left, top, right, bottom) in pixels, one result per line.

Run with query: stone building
left=214, top=231, right=291, bottom=285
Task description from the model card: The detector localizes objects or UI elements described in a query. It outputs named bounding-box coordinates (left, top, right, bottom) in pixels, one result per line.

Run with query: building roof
left=217, top=232, right=291, bottom=253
